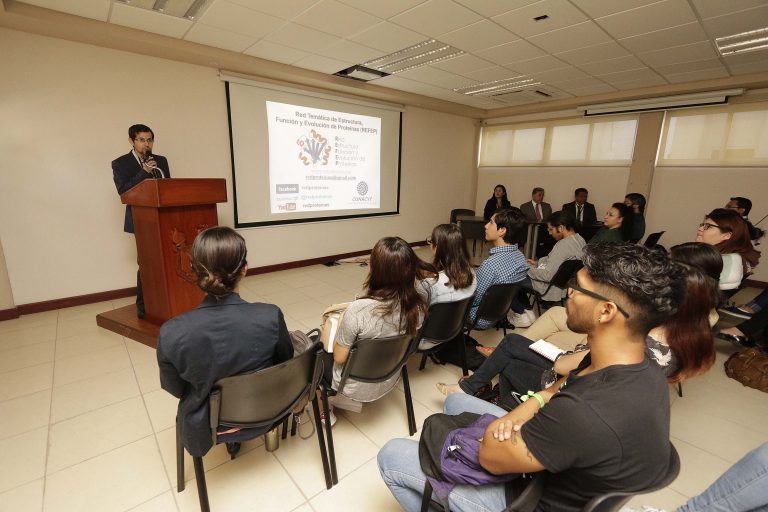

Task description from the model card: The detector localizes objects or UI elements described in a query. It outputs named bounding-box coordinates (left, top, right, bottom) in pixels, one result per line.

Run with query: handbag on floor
left=429, top=334, right=486, bottom=371
left=724, top=347, right=768, bottom=393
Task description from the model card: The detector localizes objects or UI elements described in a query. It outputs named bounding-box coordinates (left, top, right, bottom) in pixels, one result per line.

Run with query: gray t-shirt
left=332, top=297, right=424, bottom=402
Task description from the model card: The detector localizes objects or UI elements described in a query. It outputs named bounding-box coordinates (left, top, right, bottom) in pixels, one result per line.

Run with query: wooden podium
left=97, top=178, right=227, bottom=347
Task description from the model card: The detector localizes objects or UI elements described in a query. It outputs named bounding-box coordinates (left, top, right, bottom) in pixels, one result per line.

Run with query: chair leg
left=321, top=387, right=338, bottom=484
left=290, top=413, right=298, bottom=437
left=311, top=398, right=333, bottom=489
left=176, top=420, right=185, bottom=492
left=281, top=416, right=289, bottom=440
left=192, top=456, right=210, bottom=512
left=677, top=381, right=683, bottom=397
left=458, top=335, right=469, bottom=377
left=401, top=366, right=417, bottom=436
left=419, top=353, right=428, bottom=371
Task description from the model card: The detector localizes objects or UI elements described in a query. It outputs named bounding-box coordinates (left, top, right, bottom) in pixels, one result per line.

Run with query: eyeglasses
left=426, top=236, right=433, bottom=246
left=134, top=137, right=154, bottom=144
left=697, top=222, right=721, bottom=231
left=566, top=277, right=630, bottom=318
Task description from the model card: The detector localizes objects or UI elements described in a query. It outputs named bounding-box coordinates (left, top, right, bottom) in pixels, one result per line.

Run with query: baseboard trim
left=2, top=241, right=431, bottom=321
left=0, top=307, right=20, bottom=321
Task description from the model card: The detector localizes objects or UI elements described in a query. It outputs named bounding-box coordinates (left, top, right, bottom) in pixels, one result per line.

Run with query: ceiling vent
left=114, top=0, right=212, bottom=20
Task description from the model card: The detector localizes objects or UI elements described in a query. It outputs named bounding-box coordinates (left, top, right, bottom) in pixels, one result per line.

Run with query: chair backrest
left=548, top=259, right=584, bottom=289
left=474, top=282, right=522, bottom=328
left=581, top=444, right=680, bottom=512
left=338, top=334, right=417, bottom=391
left=419, top=296, right=474, bottom=347
left=450, top=208, right=475, bottom=224
left=643, top=231, right=665, bottom=248
left=209, top=341, right=324, bottom=433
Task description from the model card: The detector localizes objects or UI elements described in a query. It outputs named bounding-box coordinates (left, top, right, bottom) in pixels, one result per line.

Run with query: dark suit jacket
left=520, top=201, right=552, bottom=222
left=561, top=201, right=597, bottom=225
left=112, top=151, right=170, bottom=233
left=157, top=293, right=293, bottom=456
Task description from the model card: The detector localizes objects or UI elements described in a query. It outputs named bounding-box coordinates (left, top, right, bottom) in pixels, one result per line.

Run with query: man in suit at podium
left=562, top=187, right=597, bottom=226
left=112, top=124, right=171, bottom=318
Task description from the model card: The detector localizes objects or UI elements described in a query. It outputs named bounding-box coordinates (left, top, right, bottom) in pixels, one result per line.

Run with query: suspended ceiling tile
left=509, top=55, right=570, bottom=75
left=373, top=74, right=438, bottom=94
left=16, top=0, right=110, bottom=21
left=243, top=40, right=310, bottom=64
left=639, top=41, right=720, bottom=67
left=453, top=0, right=537, bottom=18
left=547, top=76, right=607, bottom=89
left=610, top=76, right=668, bottom=89
left=264, top=22, right=343, bottom=53
left=701, top=4, right=768, bottom=38
left=527, top=21, right=612, bottom=55
left=440, top=20, right=518, bottom=52
left=349, top=21, right=427, bottom=53
left=556, top=42, right=631, bottom=66
left=322, top=40, right=381, bottom=64
left=691, top=0, right=768, bottom=19
left=665, top=67, right=731, bottom=83
left=184, top=23, right=257, bottom=53
left=462, top=66, right=526, bottom=82
left=579, top=55, right=646, bottom=76
left=291, top=54, right=352, bottom=74
left=529, top=66, right=590, bottom=83
left=110, top=2, right=192, bottom=38
left=335, top=0, right=426, bottom=19
left=728, top=60, right=768, bottom=75
left=390, top=0, right=483, bottom=38
left=618, top=22, right=709, bottom=54
left=225, top=0, right=319, bottom=20
left=198, top=1, right=284, bottom=39
left=562, top=83, right=618, bottom=96
left=293, top=0, right=381, bottom=38
left=475, top=39, right=546, bottom=65
left=653, top=59, right=727, bottom=76
left=599, top=67, right=666, bottom=85
left=432, top=54, right=496, bottom=75
left=396, top=65, right=479, bottom=89
left=595, top=0, right=697, bottom=40
left=492, top=0, right=588, bottom=38
left=721, top=51, right=768, bottom=65
left=573, top=0, right=662, bottom=19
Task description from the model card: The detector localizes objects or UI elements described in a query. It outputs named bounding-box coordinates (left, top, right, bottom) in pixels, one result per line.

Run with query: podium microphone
left=145, top=151, right=161, bottom=179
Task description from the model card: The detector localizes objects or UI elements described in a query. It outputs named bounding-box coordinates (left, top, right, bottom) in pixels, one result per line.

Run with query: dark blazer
left=112, top=151, right=170, bottom=233
left=483, top=197, right=512, bottom=221
left=520, top=201, right=552, bottom=222
left=561, top=201, right=597, bottom=225
left=157, top=293, right=293, bottom=457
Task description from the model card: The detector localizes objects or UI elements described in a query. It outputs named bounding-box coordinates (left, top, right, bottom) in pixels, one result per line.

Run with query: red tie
left=535, top=203, right=542, bottom=221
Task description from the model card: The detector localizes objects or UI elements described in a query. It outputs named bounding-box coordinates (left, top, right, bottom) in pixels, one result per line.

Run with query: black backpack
left=429, top=334, right=487, bottom=371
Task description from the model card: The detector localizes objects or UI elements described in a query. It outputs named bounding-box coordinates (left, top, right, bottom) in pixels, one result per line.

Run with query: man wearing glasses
left=112, top=124, right=171, bottom=318
left=379, top=244, right=684, bottom=512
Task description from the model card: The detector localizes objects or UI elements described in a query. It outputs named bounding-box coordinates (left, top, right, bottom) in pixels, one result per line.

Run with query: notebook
left=529, top=339, right=565, bottom=362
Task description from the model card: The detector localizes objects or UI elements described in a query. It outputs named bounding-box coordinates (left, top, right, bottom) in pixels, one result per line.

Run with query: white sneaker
left=524, top=309, right=538, bottom=325
left=509, top=311, right=533, bottom=328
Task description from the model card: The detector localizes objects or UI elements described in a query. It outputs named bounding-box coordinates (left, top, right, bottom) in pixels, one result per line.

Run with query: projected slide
left=266, top=101, right=381, bottom=214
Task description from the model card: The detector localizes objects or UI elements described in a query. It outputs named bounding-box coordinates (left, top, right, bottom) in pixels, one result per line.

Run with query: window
left=479, top=116, right=637, bottom=166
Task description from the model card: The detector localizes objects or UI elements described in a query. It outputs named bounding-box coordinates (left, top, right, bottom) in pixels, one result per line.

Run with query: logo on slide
left=357, top=181, right=369, bottom=195
left=297, top=129, right=331, bottom=166
left=276, top=184, right=299, bottom=194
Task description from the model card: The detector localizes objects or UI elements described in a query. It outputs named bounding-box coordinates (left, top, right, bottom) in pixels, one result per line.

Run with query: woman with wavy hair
left=696, top=208, right=760, bottom=290
left=157, top=226, right=293, bottom=458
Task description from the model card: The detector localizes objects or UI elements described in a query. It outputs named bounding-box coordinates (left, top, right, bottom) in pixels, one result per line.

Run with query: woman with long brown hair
left=696, top=208, right=760, bottom=290
left=426, top=223, right=476, bottom=305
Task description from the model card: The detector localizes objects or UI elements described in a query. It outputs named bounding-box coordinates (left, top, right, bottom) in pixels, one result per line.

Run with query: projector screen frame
left=224, top=81, right=403, bottom=229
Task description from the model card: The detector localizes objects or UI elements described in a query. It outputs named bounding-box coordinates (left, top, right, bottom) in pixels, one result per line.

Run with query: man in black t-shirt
left=378, top=244, right=686, bottom=512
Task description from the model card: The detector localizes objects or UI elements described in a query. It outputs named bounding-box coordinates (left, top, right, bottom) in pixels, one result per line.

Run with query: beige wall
left=646, top=167, right=768, bottom=281
left=0, top=239, right=15, bottom=311
left=0, top=28, right=476, bottom=305
left=476, top=167, right=630, bottom=219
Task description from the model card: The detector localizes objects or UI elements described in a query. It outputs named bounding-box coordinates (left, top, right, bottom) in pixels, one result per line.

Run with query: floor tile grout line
left=43, top=433, right=157, bottom=479
left=40, top=310, right=61, bottom=511
left=121, top=488, right=174, bottom=512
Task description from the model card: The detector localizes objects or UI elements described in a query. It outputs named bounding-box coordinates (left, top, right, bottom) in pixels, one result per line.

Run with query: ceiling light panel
left=716, top=27, right=768, bottom=56
left=454, top=77, right=542, bottom=96
left=363, top=40, right=465, bottom=74
left=113, top=0, right=213, bottom=20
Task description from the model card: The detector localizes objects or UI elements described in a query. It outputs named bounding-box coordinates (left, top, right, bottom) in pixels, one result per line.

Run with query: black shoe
left=716, top=332, right=755, bottom=347
left=226, top=441, right=241, bottom=459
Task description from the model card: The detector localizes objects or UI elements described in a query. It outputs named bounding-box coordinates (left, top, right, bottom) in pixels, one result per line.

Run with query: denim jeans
left=677, top=443, right=768, bottom=512
left=378, top=395, right=508, bottom=512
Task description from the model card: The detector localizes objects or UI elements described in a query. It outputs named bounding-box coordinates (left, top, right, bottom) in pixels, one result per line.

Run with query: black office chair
left=417, top=296, right=475, bottom=375
left=450, top=208, right=475, bottom=224
left=529, top=260, right=584, bottom=315
left=643, top=231, right=665, bottom=248
left=321, top=333, right=419, bottom=485
left=176, top=342, right=333, bottom=511
left=467, top=282, right=523, bottom=338
left=459, top=218, right=486, bottom=257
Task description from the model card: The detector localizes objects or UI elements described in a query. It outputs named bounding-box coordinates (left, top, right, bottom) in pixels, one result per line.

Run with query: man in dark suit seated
left=112, top=124, right=171, bottom=318
left=562, top=187, right=597, bottom=226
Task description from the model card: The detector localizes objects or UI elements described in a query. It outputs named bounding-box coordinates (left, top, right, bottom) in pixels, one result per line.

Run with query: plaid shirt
left=470, top=244, right=528, bottom=329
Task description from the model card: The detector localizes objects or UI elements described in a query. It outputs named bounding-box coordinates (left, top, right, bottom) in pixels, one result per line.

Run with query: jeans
left=460, top=334, right=551, bottom=408
left=747, top=289, right=768, bottom=313
left=678, top=443, right=768, bottom=512
left=378, top=395, right=508, bottom=512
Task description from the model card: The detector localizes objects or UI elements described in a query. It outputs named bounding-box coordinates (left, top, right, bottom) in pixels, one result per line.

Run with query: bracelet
left=520, top=390, right=545, bottom=409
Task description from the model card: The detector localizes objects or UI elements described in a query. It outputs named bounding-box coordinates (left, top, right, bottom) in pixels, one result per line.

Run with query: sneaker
left=509, top=311, right=533, bottom=328
left=523, top=309, right=538, bottom=325
left=718, top=306, right=754, bottom=320
left=319, top=408, right=337, bottom=427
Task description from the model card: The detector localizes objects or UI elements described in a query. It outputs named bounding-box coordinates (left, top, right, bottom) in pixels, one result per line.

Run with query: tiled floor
left=1, top=246, right=767, bottom=512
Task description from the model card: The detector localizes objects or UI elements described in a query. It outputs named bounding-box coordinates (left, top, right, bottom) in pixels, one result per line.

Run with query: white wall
left=646, top=167, right=768, bottom=281
left=476, top=167, right=631, bottom=219
left=0, top=28, right=477, bottom=305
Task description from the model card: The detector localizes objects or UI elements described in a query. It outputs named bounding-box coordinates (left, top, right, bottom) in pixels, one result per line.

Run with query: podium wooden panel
left=97, top=178, right=227, bottom=347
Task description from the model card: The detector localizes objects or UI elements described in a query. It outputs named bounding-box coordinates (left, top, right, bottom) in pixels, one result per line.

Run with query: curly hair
left=191, top=227, right=247, bottom=299
left=582, top=243, right=685, bottom=336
